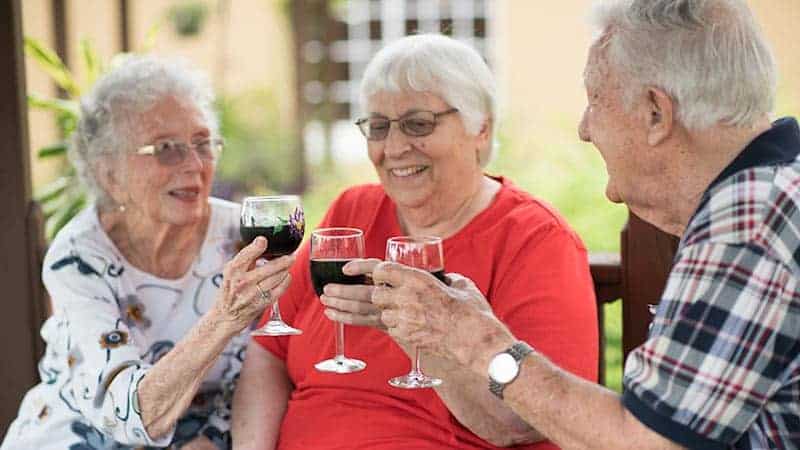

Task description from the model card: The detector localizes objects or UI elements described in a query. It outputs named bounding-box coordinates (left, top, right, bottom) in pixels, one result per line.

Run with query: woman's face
left=110, top=96, right=215, bottom=227
left=366, top=91, right=489, bottom=212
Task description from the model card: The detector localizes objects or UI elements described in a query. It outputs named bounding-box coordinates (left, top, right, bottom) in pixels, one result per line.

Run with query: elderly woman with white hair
left=232, top=34, right=598, bottom=449
left=1, top=56, right=294, bottom=450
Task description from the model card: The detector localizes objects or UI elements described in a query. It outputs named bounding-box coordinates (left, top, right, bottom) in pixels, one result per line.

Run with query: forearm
left=466, top=335, right=680, bottom=450
left=232, top=342, right=292, bottom=450
left=425, top=352, right=543, bottom=446
left=138, top=309, right=239, bottom=438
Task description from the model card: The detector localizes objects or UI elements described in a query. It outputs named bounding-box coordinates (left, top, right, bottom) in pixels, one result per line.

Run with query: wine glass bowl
left=240, top=195, right=304, bottom=336
left=385, top=236, right=444, bottom=389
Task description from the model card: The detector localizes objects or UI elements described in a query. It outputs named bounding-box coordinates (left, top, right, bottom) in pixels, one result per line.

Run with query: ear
left=475, top=118, right=493, bottom=164
left=95, top=159, right=127, bottom=206
left=645, top=87, right=674, bottom=146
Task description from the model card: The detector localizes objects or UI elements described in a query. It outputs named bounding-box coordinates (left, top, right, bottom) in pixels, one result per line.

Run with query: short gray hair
left=69, top=54, right=218, bottom=209
left=590, top=0, right=776, bottom=130
left=359, top=34, right=496, bottom=166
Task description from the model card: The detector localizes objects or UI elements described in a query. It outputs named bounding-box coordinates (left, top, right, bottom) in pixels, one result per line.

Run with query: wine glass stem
left=335, top=322, right=346, bottom=360
left=410, top=347, right=423, bottom=377
left=269, top=302, right=283, bottom=322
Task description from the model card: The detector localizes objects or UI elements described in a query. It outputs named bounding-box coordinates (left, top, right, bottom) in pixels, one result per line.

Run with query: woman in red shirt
left=232, top=34, right=598, bottom=450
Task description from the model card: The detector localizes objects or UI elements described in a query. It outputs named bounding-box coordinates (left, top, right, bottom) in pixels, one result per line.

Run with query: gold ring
left=256, top=282, right=271, bottom=301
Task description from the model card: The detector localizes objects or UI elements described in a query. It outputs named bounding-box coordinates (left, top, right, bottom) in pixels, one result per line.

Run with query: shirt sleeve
left=43, top=246, right=174, bottom=447
left=491, top=223, right=599, bottom=381
left=622, top=242, right=797, bottom=449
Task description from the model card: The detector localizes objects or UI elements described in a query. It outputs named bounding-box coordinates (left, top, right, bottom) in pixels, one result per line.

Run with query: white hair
left=359, top=34, right=496, bottom=166
left=69, top=54, right=218, bottom=210
left=589, top=0, right=777, bottom=130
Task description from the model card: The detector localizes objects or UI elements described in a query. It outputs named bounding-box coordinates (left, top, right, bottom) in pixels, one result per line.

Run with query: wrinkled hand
left=371, top=262, right=513, bottom=367
left=319, top=258, right=384, bottom=329
left=215, top=236, right=294, bottom=333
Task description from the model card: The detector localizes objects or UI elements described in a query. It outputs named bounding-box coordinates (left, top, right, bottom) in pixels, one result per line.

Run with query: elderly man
left=370, top=0, right=799, bottom=449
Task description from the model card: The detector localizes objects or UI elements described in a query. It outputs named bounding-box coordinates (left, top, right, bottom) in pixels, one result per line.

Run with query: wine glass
left=240, top=195, right=305, bottom=336
left=311, top=227, right=367, bottom=373
left=385, top=236, right=444, bottom=389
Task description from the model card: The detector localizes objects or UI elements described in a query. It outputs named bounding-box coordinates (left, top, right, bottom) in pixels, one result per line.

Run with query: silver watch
left=488, top=341, right=533, bottom=399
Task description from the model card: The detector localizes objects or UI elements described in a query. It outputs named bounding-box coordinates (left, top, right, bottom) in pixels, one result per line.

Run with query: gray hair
left=359, top=34, right=496, bottom=166
left=69, top=54, right=218, bottom=210
left=590, top=0, right=776, bottom=130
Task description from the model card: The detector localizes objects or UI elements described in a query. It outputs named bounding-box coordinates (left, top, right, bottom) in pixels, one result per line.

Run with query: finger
left=445, top=272, right=475, bottom=290
left=380, top=309, right=399, bottom=328
left=268, top=272, right=292, bottom=301
left=242, top=254, right=295, bottom=283
left=372, top=262, right=433, bottom=291
left=230, top=236, right=268, bottom=270
left=342, top=258, right=382, bottom=275
left=371, top=284, right=399, bottom=309
left=324, top=308, right=383, bottom=328
left=323, top=283, right=373, bottom=301
left=320, top=294, right=381, bottom=316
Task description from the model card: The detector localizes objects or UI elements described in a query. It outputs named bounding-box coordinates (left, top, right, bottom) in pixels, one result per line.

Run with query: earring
left=118, top=204, right=126, bottom=213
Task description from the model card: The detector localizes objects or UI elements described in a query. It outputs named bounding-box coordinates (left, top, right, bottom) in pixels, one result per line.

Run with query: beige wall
left=495, top=0, right=800, bottom=150
left=22, top=0, right=295, bottom=188
left=22, top=1, right=800, bottom=188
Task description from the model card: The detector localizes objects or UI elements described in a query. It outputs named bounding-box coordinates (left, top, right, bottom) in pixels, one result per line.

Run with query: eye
left=403, top=118, right=434, bottom=135
left=155, top=141, right=176, bottom=154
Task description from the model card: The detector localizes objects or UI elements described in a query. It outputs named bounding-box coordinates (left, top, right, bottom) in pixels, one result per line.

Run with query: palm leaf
left=24, top=37, right=80, bottom=97
left=27, top=92, right=79, bottom=116
left=80, top=38, right=103, bottom=87
left=37, top=142, right=68, bottom=158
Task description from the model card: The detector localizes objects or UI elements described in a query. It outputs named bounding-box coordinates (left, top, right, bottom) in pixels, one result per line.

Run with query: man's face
left=578, top=44, right=651, bottom=205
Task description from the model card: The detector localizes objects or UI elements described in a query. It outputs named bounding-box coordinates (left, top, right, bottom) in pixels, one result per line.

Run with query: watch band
left=488, top=341, right=533, bottom=399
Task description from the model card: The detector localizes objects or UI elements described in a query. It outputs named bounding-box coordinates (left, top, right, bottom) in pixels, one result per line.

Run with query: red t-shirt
left=255, top=177, right=598, bottom=449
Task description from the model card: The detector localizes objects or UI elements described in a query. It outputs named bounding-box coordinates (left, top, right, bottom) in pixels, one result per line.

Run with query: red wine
left=310, top=258, right=367, bottom=296
left=240, top=225, right=302, bottom=259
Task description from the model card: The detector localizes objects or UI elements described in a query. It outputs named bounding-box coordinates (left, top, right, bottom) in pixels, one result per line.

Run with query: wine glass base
left=315, top=356, right=366, bottom=373
left=389, top=373, right=442, bottom=389
left=251, top=321, right=302, bottom=336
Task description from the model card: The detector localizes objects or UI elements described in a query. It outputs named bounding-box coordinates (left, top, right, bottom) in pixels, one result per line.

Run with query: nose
left=578, top=107, right=591, bottom=142
left=382, top=123, right=412, bottom=158
left=182, top=146, right=206, bottom=171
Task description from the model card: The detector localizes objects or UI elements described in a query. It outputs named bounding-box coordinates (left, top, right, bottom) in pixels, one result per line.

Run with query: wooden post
left=119, top=0, right=130, bottom=52
left=0, top=0, right=43, bottom=436
left=620, top=213, right=679, bottom=366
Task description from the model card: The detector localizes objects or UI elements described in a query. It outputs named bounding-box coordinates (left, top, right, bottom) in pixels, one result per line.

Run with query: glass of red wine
left=240, top=195, right=305, bottom=336
left=310, top=227, right=367, bottom=373
left=385, top=236, right=445, bottom=389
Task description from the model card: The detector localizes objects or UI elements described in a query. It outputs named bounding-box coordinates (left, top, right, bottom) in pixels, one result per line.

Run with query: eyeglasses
left=136, top=138, right=223, bottom=166
left=355, top=108, right=458, bottom=141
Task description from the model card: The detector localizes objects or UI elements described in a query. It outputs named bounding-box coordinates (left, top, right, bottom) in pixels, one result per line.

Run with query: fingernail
left=255, top=236, right=266, bottom=245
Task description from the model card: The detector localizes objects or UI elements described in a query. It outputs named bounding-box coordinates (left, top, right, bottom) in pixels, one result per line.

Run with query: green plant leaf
left=80, top=38, right=103, bottom=87
left=140, top=20, right=163, bottom=52
left=37, top=142, right=68, bottom=158
left=47, top=194, right=86, bottom=240
left=24, top=37, right=80, bottom=97
left=34, top=176, right=72, bottom=203
left=27, top=93, right=79, bottom=116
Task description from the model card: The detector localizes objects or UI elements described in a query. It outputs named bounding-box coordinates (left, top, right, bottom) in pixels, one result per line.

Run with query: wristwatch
left=488, top=341, right=533, bottom=399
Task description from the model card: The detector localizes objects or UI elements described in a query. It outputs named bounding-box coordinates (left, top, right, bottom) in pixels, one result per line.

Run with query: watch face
left=488, top=353, right=518, bottom=384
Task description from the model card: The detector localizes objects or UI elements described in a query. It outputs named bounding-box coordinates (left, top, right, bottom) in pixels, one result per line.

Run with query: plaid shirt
left=622, top=118, right=800, bottom=450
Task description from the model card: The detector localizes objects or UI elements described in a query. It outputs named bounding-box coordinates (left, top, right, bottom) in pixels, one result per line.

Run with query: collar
left=706, top=117, right=800, bottom=192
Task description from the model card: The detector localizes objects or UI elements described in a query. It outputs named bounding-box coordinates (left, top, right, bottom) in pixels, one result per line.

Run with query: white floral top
left=1, top=198, right=246, bottom=450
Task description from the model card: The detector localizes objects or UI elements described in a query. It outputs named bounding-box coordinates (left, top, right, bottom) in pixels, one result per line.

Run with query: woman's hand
left=371, top=262, right=513, bottom=367
left=318, top=258, right=384, bottom=329
left=214, top=236, right=295, bottom=334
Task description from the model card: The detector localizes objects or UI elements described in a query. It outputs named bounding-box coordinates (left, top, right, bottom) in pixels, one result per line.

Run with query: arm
left=137, top=238, right=294, bottom=438
left=231, top=341, right=293, bottom=450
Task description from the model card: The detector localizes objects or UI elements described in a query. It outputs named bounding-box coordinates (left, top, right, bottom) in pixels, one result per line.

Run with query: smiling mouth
left=168, top=187, right=200, bottom=200
left=389, top=166, right=428, bottom=177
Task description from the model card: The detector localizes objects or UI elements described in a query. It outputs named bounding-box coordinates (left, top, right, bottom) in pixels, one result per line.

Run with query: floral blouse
left=1, top=198, right=246, bottom=450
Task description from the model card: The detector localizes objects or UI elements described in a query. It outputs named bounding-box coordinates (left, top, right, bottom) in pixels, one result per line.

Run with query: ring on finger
left=256, top=282, right=271, bottom=301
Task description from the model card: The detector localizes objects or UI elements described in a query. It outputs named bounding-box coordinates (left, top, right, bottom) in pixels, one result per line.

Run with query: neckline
left=91, top=201, right=217, bottom=283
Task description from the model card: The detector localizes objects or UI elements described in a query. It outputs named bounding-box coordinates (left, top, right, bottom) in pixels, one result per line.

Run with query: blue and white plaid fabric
left=622, top=118, right=800, bottom=450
